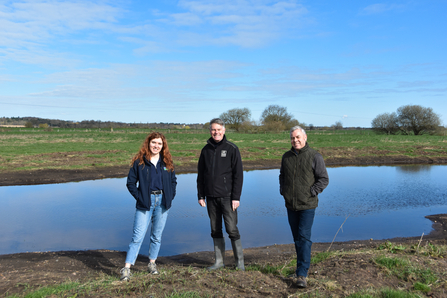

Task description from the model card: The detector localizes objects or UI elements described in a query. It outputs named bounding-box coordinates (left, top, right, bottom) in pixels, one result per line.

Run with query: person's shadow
left=63, top=250, right=125, bottom=276
left=63, top=249, right=222, bottom=276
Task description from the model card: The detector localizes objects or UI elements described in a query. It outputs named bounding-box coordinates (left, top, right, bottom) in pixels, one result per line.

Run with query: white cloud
left=118, top=37, right=167, bottom=55
left=0, top=47, right=80, bottom=67
left=4, top=1, right=119, bottom=30
left=0, top=0, right=312, bottom=67
left=164, top=12, right=203, bottom=26
left=0, top=73, right=14, bottom=82
left=360, top=3, right=405, bottom=15
left=27, top=60, right=249, bottom=101
left=160, top=0, right=309, bottom=47
left=0, top=0, right=123, bottom=66
left=25, top=59, right=446, bottom=108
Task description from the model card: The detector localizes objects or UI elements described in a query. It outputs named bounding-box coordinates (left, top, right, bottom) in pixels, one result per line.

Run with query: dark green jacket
left=279, top=143, right=329, bottom=211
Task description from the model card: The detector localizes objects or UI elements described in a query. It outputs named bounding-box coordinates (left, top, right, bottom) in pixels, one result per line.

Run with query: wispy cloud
left=1, top=0, right=311, bottom=65
left=157, top=0, right=310, bottom=47
left=0, top=1, right=120, bottom=42
left=28, top=60, right=249, bottom=101
left=0, top=1, right=122, bottom=66
left=0, top=73, right=14, bottom=82
left=25, top=59, right=446, bottom=106
left=360, top=3, right=405, bottom=15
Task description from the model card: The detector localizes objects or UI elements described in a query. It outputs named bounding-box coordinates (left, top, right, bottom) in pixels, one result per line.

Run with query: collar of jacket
left=143, top=154, right=164, bottom=165
left=291, top=142, right=309, bottom=155
left=207, top=134, right=227, bottom=148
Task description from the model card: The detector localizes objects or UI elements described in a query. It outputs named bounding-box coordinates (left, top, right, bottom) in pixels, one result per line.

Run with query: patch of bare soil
left=1, top=152, right=447, bottom=186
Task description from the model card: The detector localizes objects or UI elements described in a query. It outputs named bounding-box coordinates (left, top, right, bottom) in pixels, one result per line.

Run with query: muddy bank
left=1, top=155, right=446, bottom=186
left=1, top=214, right=446, bottom=296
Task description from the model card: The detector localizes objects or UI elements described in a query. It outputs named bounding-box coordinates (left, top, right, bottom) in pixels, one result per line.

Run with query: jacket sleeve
left=196, top=149, right=205, bottom=200
left=310, top=153, right=329, bottom=197
left=126, top=161, right=139, bottom=200
left=279, top=155, right=284, bottom=195
left=230, top=147, right=243, bottom=201
left=171, top=170, right=177, bottom=199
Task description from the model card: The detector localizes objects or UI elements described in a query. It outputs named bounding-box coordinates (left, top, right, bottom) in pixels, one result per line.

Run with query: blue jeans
left=287, top=208, right=315, bottom=277
left=125, top=194, right=169, bottom=265
left=206, top=197, right=240, bottom=240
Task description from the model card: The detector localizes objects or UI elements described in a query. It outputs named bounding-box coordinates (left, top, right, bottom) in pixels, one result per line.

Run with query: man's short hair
left=209, top=118, right=225, bottom=129
left=290, top=125, right=306, bottom=136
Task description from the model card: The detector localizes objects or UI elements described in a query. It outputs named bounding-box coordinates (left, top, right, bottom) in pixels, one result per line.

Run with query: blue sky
left=1, top=0, right=446, bottom=127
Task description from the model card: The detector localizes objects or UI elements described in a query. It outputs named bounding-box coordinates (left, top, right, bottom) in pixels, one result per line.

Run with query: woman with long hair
left=120, top=132, right=177, bottom=281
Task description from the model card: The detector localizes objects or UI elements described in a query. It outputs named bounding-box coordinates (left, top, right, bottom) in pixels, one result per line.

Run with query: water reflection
left=395, top=164, right=432, bottom=173
left=1, top=165, right=446, bottom=256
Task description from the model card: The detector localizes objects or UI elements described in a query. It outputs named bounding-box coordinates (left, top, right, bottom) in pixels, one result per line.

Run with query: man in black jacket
left=197, top=118, right=244, bottom=271
left=280, top=125, right=329, bottom=288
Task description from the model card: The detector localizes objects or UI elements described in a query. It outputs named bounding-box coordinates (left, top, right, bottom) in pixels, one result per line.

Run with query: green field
left=1, top=127, right=446, bottom=172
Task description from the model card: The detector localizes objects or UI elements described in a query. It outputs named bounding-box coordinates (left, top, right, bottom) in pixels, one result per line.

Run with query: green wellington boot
left=207, top=238, right=225, bottom=270
left=231, top=239, right=245, bottom=271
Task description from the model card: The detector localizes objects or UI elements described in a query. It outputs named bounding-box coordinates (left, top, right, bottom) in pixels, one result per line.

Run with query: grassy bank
left=4, top=241, right=447, bottom=297
left=1, top=128, right=447, bottom=173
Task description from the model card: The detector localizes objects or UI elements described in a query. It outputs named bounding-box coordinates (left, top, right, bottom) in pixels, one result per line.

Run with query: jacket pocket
left=136, top=189, right=143, bottom=203
left=223, top=177, right=229, bottom=193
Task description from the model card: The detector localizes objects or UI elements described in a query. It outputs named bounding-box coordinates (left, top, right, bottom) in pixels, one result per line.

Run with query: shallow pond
left=1, top=165, right=446, bottom=256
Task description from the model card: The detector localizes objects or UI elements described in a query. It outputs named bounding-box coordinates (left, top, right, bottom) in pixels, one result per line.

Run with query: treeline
left=218, top=105, right=357, bottom=132
left=1, top=116, right=368, bottom=131
left=219, top=104, right=444, bottom=135
left=0, top=117, right=204, bottom=130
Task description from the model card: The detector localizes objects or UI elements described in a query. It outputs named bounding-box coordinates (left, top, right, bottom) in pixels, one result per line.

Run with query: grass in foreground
left=5, top=241, right=447, bottom=298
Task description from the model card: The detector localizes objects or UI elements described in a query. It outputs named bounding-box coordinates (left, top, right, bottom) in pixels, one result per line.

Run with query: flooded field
left=1, top=165, right=446, bottom=256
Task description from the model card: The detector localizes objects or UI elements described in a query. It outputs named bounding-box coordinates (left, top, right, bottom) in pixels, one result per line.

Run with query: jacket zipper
left=211, top=147, right=216, bottom=194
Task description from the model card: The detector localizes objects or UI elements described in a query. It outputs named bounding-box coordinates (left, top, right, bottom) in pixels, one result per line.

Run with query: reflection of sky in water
left=1, top=165, right=446, bottom=256
left=321, top=165, right=446, bottom=217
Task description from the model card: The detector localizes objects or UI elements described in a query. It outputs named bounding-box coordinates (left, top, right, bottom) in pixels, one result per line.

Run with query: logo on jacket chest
left=221, top=150, right=227, bottom=157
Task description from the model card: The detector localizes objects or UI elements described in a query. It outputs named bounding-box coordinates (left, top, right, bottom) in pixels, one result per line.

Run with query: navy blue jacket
left=126, top=156, right=177, bottom=210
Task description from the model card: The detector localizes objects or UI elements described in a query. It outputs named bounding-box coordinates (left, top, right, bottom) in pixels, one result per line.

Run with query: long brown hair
left=130, top=132, right=174, bottom=171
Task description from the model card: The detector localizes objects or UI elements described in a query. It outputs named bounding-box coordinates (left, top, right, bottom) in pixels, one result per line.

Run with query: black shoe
left=296, top=276, right=307, bottom=288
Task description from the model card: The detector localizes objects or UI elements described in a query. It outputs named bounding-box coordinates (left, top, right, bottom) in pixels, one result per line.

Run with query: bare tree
left=332, top=121, right=343, bottom=130
left=371, top=112, right=399, bottom=135
left=219, top=108, right=251, bottom=131
left=397, top=105, right=441, bottom=135
left=260, top=105, right=299, bottom=130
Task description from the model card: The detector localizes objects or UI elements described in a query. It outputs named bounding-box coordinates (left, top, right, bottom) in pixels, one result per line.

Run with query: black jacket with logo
left=197, top=135, right=243, bottom=201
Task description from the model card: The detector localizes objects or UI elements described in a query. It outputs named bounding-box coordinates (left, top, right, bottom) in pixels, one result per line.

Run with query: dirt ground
left=1, top=156, right=447, bottom=297
left=1, top=154, right=447, bottom=186
left=1, top=226, right=447, bottom=297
